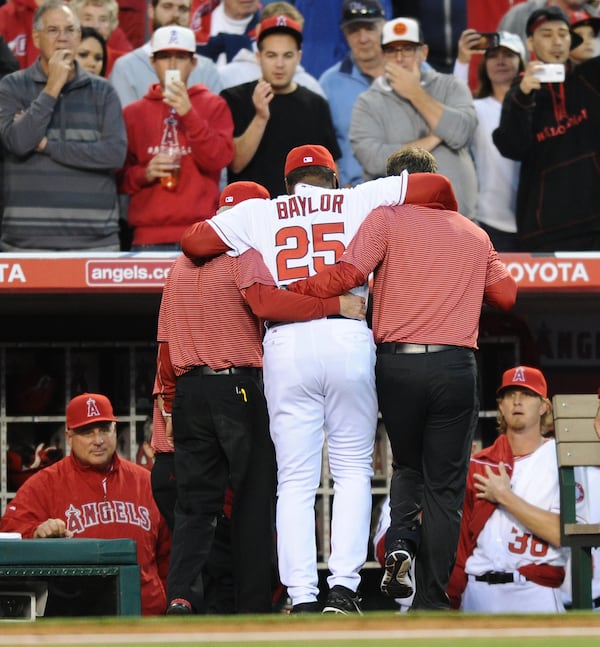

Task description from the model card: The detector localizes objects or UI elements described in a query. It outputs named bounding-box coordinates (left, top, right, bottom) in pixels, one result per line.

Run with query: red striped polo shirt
left=344, top=203, right=514, bottom=348
left=157, top=252, right=266, bottom=373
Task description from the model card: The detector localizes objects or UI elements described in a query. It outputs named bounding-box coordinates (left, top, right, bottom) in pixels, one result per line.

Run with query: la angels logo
left=510, top=366, right=527, bottom=384
left=86, top=396, right=101, bottom=419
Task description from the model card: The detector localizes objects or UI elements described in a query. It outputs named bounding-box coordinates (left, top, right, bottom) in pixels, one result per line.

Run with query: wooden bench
left=553, top=393, right=600, bottom=609
left=0, top=538, right=141, bottom=616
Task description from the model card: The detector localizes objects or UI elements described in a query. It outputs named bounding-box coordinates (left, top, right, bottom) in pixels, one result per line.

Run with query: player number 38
left=508, top=528, right=549, bottom=558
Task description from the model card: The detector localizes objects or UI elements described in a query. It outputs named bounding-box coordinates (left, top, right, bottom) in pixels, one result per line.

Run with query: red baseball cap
left=497, top=366, right=547, bottom=399
left=568, top=9, right=600, bottom=36
left=284, top=144, right=336, bottom=177
left=257, top=15, right=303, bottom=46
left=66, top=393, right=118, bottom=430
left=218, top=181, right=270, bottom=209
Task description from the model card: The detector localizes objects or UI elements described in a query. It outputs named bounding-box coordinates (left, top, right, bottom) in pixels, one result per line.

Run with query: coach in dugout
left=0, top=392, right=170, bottom=616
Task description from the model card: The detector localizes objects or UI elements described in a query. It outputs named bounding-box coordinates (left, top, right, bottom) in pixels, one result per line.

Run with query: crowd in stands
left=0, top=0, right=598, bottom=252
left=1, top=0, right=600, bottom=617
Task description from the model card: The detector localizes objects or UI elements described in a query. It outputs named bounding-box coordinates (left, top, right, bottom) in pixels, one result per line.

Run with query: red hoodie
left=120, top=83, right=234, bottom=246
left=0, top=0, right=39, bottom=69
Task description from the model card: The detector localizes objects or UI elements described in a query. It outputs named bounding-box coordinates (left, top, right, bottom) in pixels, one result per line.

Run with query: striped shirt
left=344, top=202, right=513, bottom=348
left=157, top=251, right=268, bottom=374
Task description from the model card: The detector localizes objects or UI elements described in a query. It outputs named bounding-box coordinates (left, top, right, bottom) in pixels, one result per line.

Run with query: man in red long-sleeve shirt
left=287, top=147, right=517, bottom=611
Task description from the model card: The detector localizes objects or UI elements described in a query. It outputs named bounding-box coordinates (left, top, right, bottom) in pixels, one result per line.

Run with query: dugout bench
left=553, top=394, right=600, bottom=609
left=0, top=538, right=141, bottom=618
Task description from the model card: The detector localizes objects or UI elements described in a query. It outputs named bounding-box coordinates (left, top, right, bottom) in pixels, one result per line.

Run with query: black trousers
left=376, top=347, right=478, bottom=610
left=166, top=368, right=277, bottom=613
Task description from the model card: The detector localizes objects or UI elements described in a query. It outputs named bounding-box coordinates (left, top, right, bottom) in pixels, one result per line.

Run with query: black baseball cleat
left=322, top=585, right=363, bottom=615
left=290, top=601, right=322, bottom=614
left=381, top=546, right=413, bottom=598
left=166, top=598, right=193, bottom=615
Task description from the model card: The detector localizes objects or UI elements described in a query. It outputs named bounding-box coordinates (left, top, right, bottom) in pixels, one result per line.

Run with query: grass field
left=1, top=612, right=600, bottom=646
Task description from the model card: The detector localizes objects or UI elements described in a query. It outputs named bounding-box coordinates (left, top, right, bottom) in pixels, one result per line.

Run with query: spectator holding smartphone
left=119, top=25, right=234, bottom=249
left=493, top=6, right=600, bottom=251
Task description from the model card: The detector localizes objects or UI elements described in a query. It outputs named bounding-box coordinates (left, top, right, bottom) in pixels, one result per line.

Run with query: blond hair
left=261, top=1, right=304, bottom=27
left=70, top=0, right=119, bottom=31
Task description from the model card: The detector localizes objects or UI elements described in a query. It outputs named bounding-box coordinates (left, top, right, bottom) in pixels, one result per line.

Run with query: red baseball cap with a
left=218, top=181, right=270, bottom=209
left=496, top=366, right=547, bottom=399
left=66, top=393, right=118, bottom=430
left=257, top=15, right=303, bottom=46
left=284, top=144, right=336, bottom=177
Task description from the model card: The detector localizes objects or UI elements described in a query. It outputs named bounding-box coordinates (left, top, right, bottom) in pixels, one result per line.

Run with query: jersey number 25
left=275, top=222, right=346, bottom=282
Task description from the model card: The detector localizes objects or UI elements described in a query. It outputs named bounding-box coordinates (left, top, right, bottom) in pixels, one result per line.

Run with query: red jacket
left=0, top=0, right=38, bottom=69
left=0, top=452, right=171, bottom=615
left=120, top=83, right=234, bottom=246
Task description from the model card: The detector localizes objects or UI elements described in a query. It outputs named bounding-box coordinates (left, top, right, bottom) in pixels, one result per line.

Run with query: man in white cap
left=120, top=25, right=234, bottom=249
left=109, top=0, right=222, bottom=108
left=350, top=16, right=479, bottom=220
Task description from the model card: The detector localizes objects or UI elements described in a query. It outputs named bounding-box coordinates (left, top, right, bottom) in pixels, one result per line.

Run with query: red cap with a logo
left=284, top=144, right=336, bottom=177
left=257, top=15, right=303, bottom=45
left=218, top=181, right=270, bottom=209
left=497, top=366, right=547, bottom=399
left=66, top=393, right=118, bottom=430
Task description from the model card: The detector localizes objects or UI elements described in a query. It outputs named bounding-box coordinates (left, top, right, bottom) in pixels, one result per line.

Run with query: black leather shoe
left=290, top=601, right=321, bottom=614
left=166, top=599, right=192, bottom=615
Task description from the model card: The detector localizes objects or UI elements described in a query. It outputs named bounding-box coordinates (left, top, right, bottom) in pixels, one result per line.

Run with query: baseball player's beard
left=504, top=414, right=529, bottom=432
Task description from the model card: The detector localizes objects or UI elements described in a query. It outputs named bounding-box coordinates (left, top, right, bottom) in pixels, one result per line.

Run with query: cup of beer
left=159, top=145, right=182, bottom=191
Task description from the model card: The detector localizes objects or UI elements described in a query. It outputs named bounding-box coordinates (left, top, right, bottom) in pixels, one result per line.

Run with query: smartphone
left=164, top=69, right=181, bottom=88
left=533, top=63, right=566, bottom=83
left=473, top=32, right=500, bottom=51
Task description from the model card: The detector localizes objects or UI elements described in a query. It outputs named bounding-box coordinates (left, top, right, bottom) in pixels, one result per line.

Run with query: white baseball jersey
left=466, top=440, right=574, bottom=575
left=206, top=174, right=408, bottom=301
left=463, top=439, right=587, bottom=613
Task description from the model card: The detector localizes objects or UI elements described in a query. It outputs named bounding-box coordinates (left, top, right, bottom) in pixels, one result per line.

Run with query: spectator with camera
left=492, top=6, right=600, bottom=251
left=499, top=1, right=600, bottom=57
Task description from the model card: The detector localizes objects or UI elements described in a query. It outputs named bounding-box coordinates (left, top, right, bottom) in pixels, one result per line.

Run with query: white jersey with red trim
left=466, top=440, right=573, bottom=575
left=206, top=174, right=408, bottom=301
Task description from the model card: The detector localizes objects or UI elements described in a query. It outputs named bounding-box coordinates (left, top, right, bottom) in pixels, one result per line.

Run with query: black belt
left=193, top=366, right=261, bottom=376
left=377, top=342, right=458, bottom=354
left=267, top=314, right=349, bottom=329
left=474, top=571, right=514, bottom=584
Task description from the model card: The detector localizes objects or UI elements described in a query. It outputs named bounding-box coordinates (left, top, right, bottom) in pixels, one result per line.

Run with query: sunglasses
left=343, top=5, right=383, bottom=22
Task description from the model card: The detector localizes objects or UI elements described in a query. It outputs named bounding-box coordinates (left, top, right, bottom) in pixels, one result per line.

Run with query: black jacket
left=493, top=57, right=600, bottom=250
